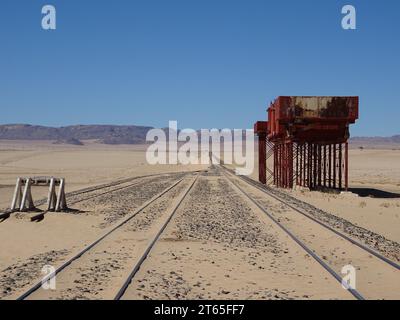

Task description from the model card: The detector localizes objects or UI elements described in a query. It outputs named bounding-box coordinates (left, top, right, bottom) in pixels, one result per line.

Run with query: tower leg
left=333, top=144, right=337, bottom=189
left=313, top=144, right=317, bottom=189
left=318, top=144, right=322, bottom=187
left=288, top=142, right=293, bottom=188
left=299, top=144, right=303, bottom=186
left=329, top=144, right=332, bottom=188
left=339, top=143, right=343, bottom=190
left=257, top=134, right=267, bottom=184
left=345, top=142, right=349, bottom=191
left=303, top=144, right=306, bottom=187
left=323, top=145, right=327, bottom=188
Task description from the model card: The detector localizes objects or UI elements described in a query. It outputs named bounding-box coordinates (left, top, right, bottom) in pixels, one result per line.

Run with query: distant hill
left=0, top=124, right=154, bottom=145
left=0, top=124, right=398, bottom=148
left=350, top=135, right=400, bottom=148
left=350, top=135, right=400, bottom=143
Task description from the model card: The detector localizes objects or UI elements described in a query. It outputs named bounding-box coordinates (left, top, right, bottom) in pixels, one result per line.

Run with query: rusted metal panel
left=255, top=96, right=358, bottom=190
left=254, top=121, right=268, bottom=135
left=277, top=96, right=359, bottom=120
left=267, top=96, right=359, bottom=144
left=258, top=133, right=267, bottom=184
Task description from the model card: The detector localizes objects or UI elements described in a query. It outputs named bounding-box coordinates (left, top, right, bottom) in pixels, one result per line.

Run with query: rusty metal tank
left=267, top=96, right=359, bottom=144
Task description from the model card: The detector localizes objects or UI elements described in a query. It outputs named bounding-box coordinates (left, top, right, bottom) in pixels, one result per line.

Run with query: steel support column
left=313, top=144, right=317, bottom=189
left=304, top=143, right=307, bottom=187
left=333, top=144, right=337, bottom=189
left=323, top=145, right=327, bottom=188
left=309, top=144, right=313, bottom=189
left=329, top=144, right=332, bottom=188
left=339, top=143, right=343, bottom=190
left=345, top=142, right=349, bottom=191
left=257, top=133, right=267, bottom=184
left=318, top=144, right=322, bottom=187
left=300, top=144, right=303, bottom=186
left=288, top=142, right=294, bottom=188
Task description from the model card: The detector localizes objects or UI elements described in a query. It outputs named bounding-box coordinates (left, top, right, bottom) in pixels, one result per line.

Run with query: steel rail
left=64, top=170, right=201, bottom=199
left=29, top=176, right=173, bottom=222
left=220, top=164, right=400, bottom=271
left=53, top=170, right=198, bottom=199
left=16, top=177, right=186, bottom=300
left=1, top=172, right=161, bottom=221
left=1, top=170, right=200, bottom=221
left=220, top=168, right=365, bottom=300
left=114, top=175, right=199, bottom=300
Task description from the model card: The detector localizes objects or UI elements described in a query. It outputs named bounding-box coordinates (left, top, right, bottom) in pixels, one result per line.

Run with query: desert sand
left=0, top=140, right=204, bottom=210
left=0, top=141, right=399, bottom=300
left=248, top=148, right=400, bottom=245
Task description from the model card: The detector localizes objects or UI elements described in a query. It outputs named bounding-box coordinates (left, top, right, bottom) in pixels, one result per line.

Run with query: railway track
left=64, top=171, right=200, bottom=202
left=217, top=164, right=400, bottom=300
left=30, top=172, right=187, bottom=222
left=220, top=164, right=400, bottom=270
left=14, top=175, right=194, bottom=300
left=114, top=175, right=198, bottom=300
left=116, top=167, right=358, bottom=300
left=218, top=167, right=364, bottom=300
left=9, top=165, right=399, bottom=300
left=0, top=171, right=196, bottom=222
left=15, top=173, right=199, bottom=300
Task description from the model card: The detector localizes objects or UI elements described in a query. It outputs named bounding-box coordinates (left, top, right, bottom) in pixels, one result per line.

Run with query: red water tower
left=254, top=96, right=359, bottom=190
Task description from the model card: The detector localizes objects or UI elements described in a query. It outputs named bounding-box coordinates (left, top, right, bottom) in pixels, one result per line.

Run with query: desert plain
left=0, top=140, right=399, bottom=300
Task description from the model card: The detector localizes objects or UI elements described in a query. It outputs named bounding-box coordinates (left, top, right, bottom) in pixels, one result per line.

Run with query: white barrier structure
left=10, top=177, right=68, bottom=212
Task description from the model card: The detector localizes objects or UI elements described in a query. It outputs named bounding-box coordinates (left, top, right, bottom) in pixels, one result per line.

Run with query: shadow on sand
left=0, top=207, right=86, bottom=223
left=349, top=188, right=400, bottom=199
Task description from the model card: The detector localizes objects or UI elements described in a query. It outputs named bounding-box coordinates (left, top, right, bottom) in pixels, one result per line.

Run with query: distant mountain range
left=350, top=135, right=400, bottom=146
left=0, top=124, right=153, bottom=145
left=0, top=124, right=399, bottom=146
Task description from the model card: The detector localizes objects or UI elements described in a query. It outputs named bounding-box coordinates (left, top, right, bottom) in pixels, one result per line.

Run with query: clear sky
left=1, top=0, right=399, bottom=136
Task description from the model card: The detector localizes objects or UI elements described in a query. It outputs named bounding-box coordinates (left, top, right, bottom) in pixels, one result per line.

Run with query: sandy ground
left=122, top=169, right=353, bottom=300
left=0, top=141, right=399, bottom=300
left=0, top=141, right=206, bottom=299
left=227, top=171, right=400, bottom=300
left=0, top=173, right=191, bottom=299
left=0, top=141, right=205, bottom=211
left=24, top=177, right=195, bottom=300
left=245, top=148, right=400, bottom=245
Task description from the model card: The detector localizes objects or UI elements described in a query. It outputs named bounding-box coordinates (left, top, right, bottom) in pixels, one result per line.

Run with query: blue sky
left=0, top=0, right=399, bottom=136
